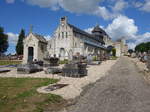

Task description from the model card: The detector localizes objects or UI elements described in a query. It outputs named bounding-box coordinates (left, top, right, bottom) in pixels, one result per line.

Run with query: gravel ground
left=38, top=60, right=116, bottom=99
left=62, top=56, right=150, bottom=112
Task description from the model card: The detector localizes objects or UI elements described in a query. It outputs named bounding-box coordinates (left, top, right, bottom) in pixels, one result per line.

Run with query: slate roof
left=32, top=33, right=47, bottom=43
left=92, top=25, right=107, bottom=36
left=68, top=24, right=105, bottom=44
left=68, top=24, right=94, bottom=38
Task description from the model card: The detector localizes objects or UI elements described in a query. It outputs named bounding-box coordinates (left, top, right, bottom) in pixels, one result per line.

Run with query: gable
left=24, top=33, right=39, bottom=45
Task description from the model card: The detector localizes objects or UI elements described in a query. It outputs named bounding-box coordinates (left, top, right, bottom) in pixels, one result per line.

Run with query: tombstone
left=62, top=55, right=87, bottom=77
left=44, top=67, right=62, bottom=74
left=32, top=59, right=43, bottom=66
left=44, top=56, right=59, bottom=67
left=17, top=64, right=43, bottom=74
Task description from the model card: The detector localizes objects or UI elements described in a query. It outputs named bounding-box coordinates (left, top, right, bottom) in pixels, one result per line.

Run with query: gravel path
left=64, top=57, right=150, bottom=112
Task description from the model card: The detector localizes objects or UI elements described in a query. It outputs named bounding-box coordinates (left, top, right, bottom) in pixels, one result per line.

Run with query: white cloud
left=7, top=32, right=18, bottom=45
left=140, top=0, right=150, bottom=12
left=24, top=0, right=128, bottom=20
left=105, top=15, right=149, bottom=49
left=136, top=32, right=150, bottom=44
left=106, top=15, right=138, bottom=41
left=127, top=32, right=150, bottom=49
left=112, top=0, right=128, bottom=12
left=133, top=0, right=150, bottom=13
left=84, top=27, right=94, bottom=34
left=127, top=42, right=137, bottom=49
left=60, top=0, right=100, bottom=13
left=5, top=0, right=15, bottom=4
left=84, top=25, right=104, bottom=34
left=84, top=15, right=149, bottom=49
left=26, top=0, right=60, bottom=10
left=133, top=1, right=143, bottom=8
left=94, top=6, right=115, bottom=20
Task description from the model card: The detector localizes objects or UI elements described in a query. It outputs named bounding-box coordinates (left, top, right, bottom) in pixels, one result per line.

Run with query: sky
left=0, top=0, right=150, bottom=54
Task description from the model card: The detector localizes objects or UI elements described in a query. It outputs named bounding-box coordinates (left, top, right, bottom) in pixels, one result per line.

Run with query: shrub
left=112, top=48, right=116, bottom=57
left=59, top=59, right=68, bottom=64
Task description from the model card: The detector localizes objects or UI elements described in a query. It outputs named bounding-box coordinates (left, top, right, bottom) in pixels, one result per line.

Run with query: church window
left=66, top=32, right=68, bottom=38
left=74, top=42, right=77, bottom=47
left=62, top=32, right=64, bottom=38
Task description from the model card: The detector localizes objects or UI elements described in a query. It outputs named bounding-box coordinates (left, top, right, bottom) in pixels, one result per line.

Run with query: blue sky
left=0, top=0, right=150, bottom=54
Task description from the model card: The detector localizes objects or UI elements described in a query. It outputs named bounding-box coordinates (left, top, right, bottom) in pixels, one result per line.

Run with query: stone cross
left=30, top=25, right=33, bottom=33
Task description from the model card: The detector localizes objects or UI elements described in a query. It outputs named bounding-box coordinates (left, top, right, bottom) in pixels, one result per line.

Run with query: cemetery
left=129, top=50, right=150, bottom=84
left=0, top=52, right=117, bottom=99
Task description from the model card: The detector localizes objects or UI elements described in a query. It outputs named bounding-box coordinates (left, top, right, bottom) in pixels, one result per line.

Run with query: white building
left=23, top=33, right=47, bottom=63
left=113, top=39, right=128, bottom=57
left=23, top=17, right=112, bottom=63
left=48, top=17, right=109, bottom=60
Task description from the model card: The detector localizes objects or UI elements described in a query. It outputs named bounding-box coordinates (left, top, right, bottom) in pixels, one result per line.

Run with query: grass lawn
left=0, top=78, right=67, bottom=112
left=0, top=60, right=22, bottom=66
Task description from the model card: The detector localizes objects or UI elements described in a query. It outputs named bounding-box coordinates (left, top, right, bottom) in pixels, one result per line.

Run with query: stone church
left=23, top=17, right=112, bottom=63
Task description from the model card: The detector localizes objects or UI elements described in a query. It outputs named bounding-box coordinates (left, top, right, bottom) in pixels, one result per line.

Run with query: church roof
left=32, top=33, right=47, bottom=43
left=92, top=25, right=107, bottom=35
left=68, top=24, right=93, bottom=38
left=68, top=24, right=105, bottom=44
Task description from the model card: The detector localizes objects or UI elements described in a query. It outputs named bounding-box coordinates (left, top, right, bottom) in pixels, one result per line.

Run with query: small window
left=62, top=32, right=64, bottom=38
left=66, top=32, right=68, bottom=38
left=74, top=42, right=77, bottom=47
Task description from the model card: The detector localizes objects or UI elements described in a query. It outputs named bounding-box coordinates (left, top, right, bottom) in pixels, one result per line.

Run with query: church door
left=28, top=47, right=34, bottom=62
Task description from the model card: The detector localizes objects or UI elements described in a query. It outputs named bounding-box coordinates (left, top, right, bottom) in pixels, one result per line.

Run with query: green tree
left=0, top=26, right=8, bottom=55
left=135, top=42, right=150, bottom=53
left=16, top=29, right=25, bottom=55
left=112, top=48, right=116, bottom=57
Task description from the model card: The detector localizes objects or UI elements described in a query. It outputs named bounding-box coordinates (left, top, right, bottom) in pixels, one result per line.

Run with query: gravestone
left=44, top=57, right=59, bottom=66
left=17, top=64, right=43, bottom=74
left=62, top=56, right=87, bottom=77
left=44, top=67, right=62, bottom=74
left=32, top=60, right=43, bottom=66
